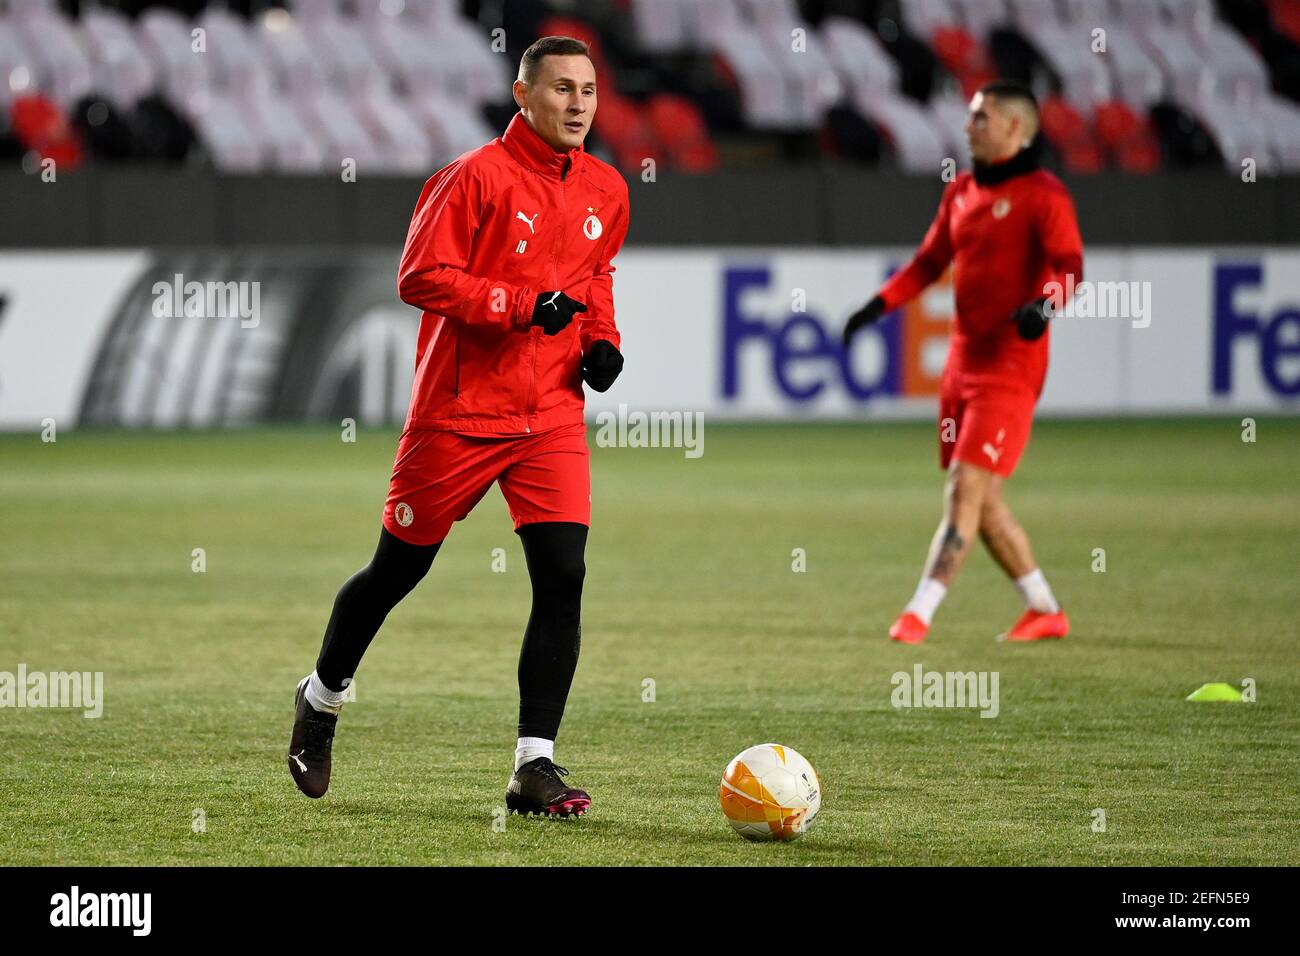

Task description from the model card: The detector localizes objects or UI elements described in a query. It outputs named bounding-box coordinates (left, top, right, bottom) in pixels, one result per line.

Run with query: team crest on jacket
left=583, top=214, right=602, bottom=240
left=992, top=197, right=1011, bottom=219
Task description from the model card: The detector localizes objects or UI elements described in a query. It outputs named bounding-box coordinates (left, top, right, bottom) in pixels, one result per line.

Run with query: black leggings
left=314, top=523, right=586, bottom=741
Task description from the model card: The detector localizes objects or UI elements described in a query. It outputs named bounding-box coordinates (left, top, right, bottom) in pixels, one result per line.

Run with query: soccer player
left=287, top=36, right=629, bottom=816
left=842, top=81, right=1082, bottom=644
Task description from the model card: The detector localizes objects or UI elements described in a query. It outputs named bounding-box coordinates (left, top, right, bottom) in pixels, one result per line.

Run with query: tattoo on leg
left=932, top=524, right=966, bottom=577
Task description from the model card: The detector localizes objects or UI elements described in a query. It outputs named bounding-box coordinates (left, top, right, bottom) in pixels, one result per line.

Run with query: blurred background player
left=842, top=80, right=1083, bottom=645
left=287, top=36, right=629, bottom=816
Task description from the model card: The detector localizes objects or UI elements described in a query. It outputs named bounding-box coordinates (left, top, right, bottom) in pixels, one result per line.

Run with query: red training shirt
left=398, top=112, right=629, bottom=434
left=878, top=161, right=1083, bottom=394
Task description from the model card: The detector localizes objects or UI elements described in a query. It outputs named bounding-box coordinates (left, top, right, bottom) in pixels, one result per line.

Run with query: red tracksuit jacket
left=879, top=163, right=1083, bottom=394
left=398, top=112, right=629, bottom=433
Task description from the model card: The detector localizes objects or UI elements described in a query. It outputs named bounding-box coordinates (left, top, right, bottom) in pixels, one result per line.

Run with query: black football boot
left=288, top=676, right=337, bottom=798
left=506, top=757, right=591, bottom=818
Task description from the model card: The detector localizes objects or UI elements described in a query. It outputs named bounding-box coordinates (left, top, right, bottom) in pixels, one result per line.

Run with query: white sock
left=515, top=736, right=554, bottom=771
left=1015, top=569, right=1061, bottom=613
left=904, top=577, right=948, bottom=626
left=305, top=671, right=349, bottom=715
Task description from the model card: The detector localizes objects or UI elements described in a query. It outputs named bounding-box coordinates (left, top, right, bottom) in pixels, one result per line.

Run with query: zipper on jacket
left=454, top=334, right=460, bottom=398
left=528, top=164, right=570, bottom=431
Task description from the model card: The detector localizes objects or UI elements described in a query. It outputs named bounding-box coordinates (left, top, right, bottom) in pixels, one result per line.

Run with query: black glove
left=582, top=339, right=624, bottom=392
left=530, top=290, right=586, bottom=335
left=842, top=295, right=886, bottom=346
left=1013, top=297, right=1053, bottom=341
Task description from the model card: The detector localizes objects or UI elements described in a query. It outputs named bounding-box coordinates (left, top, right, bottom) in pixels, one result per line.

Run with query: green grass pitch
left=1, top=419, right=1297, bottom=865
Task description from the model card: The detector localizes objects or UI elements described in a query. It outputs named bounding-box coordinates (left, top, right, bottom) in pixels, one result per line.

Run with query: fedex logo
left=1214, top=263, right=1300, bottom=396
left=721, top=265, right=948, bottom=402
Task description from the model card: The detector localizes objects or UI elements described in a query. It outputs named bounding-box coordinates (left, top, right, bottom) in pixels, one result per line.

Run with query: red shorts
left=938, top=379, right=1036, bottom=478
left=382, top=421, right=590, bottom=545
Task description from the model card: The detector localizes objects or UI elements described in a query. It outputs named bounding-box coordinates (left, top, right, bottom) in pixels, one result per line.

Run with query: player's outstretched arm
left=842, top=181, right=957, bottom=345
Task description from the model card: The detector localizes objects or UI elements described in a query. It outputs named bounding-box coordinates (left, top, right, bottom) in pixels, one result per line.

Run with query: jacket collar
left=972, top=140, right=1041, bottom=186
left=502, top=111, right=584, bottom=181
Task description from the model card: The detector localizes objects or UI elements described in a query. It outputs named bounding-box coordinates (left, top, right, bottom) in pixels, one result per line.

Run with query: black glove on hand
left=1013, top=297, right=1053, bottom=341
left=582, top=339, right=624, bottom=392
left=842, top=295, right=886, bottom=346
left=530, top=291, right=587, bottom=336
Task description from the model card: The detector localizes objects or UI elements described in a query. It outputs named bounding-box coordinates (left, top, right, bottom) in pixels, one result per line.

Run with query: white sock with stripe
left=1015, top=569, right=1061, bottom=613
left=305, top=671, right=348, bottom=715
left=904, top=577, right=948, bottom=626
left=515, top=736, right=554, bottom=772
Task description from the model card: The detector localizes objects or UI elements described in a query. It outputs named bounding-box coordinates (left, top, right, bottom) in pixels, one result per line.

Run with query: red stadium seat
left=929, top=26, right=996, bottom=99
left=1093, top=100, right=1141, bottom=152
left=9, top=93, right=84, bottom=169
left=1039, top=95, right=1088, bottom=148
left=1267, top=0, right=1300, bottom=47
left=1115, top=132, right=1162, bottom=173
left=1061, top=138, right=1106, bottom=173
left=645, top=94, right=719, bottom=173
left=1094, top=99, right=1162, bottom=173
left=591, top=91, right=658, bottom=173
left=537, top=16, right=608, bottom=74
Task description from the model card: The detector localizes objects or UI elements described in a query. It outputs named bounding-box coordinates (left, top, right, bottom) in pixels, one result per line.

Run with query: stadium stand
left=1, top=0, right=1298, bottom=174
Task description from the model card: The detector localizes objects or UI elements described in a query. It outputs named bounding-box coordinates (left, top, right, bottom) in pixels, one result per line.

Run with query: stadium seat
left=928, top=90, right=973, bottom=159
left=1095, top=98, right=1161, bottom=172
left=591, top=91, right=660, bottom=174
left=0, top=18, right=37, bottom=112
left=12, top=7, right=94, bottom=111
left=855, top=89, right=948, bottom=173
left=708, top=28, right=800, bottom=129
left=11, top=92, right=85, bottom=169
left=183, top=89, right=264, bottom=170
left=298, top=86, right=387, bottom=170
left=646, top=93, right=719, bottom=172
left=1040, top=95, right=1107, bottom=172
left=630, top=0, right=690, bottom=53
left=1093, top=21, right=1164, bottom=111
left=899, top=0, right=960, bottom=38
left=197, top=9, right=276, bottom=100
left=1268, top=0, right=1300, bottom=47
left=755, top=17, right=842, bottom=126
left=255, top=9, right=330, bottom=97
left=950, top=0, right=1010, bottom=39
left=403, top=94, right=497, bottom=166
left=1059, top=137, right=1106, bottom=173
left=350, top=85, right=435, bottom=174
left=238, top=87, right=329, bottom=172
left=301, top=15, right=385, bottom=96
left=81, top=9, right=158, bottom=111
left=929, top=25, right=996, bottom=98
left=70, top=94, right=134, bottom=161
left=820, top=16, right=899, bottom=95
left=138, top=8, right=213, bottom=106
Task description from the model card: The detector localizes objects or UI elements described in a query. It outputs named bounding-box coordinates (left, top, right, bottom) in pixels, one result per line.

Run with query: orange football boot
left=889, top=612, right=929, bottom=644
left=999, top=608, right=1070, bottom=642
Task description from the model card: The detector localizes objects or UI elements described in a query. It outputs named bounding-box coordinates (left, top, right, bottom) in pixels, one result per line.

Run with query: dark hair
left=978, top=80, right=1039, bottom=113
left=518, top=36, right=592, bottom=85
